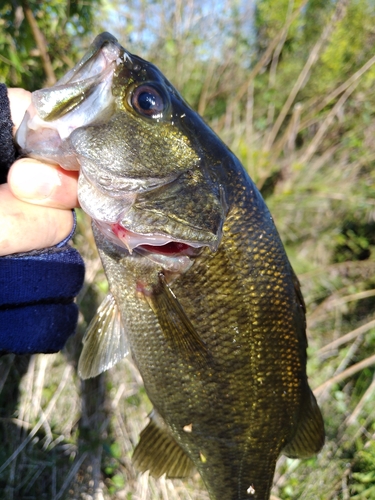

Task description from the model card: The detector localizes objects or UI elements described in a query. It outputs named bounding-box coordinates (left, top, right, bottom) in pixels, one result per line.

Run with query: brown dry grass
left=1, top=214, right=375, bottom=500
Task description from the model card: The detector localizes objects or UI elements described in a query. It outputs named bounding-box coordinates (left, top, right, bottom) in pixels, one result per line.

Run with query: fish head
left=17, top=32, right=230, bottom=273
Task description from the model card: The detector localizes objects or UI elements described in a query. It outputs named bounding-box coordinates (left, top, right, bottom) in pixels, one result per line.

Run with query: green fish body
left=17, top=33, right=324, bottom=500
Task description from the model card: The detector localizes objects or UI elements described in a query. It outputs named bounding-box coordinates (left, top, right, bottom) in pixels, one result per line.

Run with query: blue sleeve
left=0, top=215, right=85, bottom=354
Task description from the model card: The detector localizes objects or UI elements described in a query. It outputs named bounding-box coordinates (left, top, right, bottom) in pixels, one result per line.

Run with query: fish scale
left=17, top=32, right=324, bottom=500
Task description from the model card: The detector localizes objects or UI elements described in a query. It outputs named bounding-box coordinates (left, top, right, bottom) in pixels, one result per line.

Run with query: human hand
left=0, top=88, right=80, bottom=256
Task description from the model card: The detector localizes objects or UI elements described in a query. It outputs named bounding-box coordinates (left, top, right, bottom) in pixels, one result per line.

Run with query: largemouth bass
left=17, top=32, right=324, bottom=500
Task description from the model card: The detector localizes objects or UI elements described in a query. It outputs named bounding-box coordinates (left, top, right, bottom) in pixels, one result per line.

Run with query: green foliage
left=0, top=0, right=102, bottom=89
left=319, top=0, right=374, bottom=81
left=2, top=0, right=375, bottom=498
left=351, top=441, right=375, bottom=498
left=255, top=0, right=307, bottom=48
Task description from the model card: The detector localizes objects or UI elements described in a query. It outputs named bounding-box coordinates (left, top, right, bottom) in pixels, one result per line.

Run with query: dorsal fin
left=133, top=410, right=195, bottom=479
left=78, top=293, right=129, bottom=379
left=283, top=386, right=325, bottom=458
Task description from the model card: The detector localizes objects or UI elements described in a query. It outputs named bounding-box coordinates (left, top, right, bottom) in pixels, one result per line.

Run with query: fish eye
left=131, top=84, right=166, bottom=118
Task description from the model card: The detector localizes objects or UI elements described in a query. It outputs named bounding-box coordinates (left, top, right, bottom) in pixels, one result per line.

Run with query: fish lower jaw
left=94, top=220, right=207, bottom=273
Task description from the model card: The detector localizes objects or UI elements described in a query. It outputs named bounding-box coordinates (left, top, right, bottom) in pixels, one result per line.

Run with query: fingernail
left=10, top=159, right=61, bottom=200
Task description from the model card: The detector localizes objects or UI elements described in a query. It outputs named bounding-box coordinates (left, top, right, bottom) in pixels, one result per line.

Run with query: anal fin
left=283, top=386, right=325, bottom=459
left=133, top=410, right=195, bottom=479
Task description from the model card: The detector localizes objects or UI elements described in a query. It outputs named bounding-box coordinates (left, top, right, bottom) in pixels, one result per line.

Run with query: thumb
left=8, top=158, right=79, bottom=209
left=0, top=184, right=74, bottom=256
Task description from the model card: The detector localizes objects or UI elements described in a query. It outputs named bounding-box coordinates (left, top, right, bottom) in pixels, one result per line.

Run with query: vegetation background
left=1, top=0, right=375, bottom=498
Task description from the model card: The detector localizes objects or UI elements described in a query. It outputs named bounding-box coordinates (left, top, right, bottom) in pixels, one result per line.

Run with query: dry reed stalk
left=265, top=0, right=295, bottom=130
left=264, top=0, right=349, bottom=151
left=319, top=318, right=375, bottom=357
left=0, top=363, right=73, bottom=475
left=314, top=353, right=375, bottom=398
left=297, top=81, right=358, bottom=165
left=237, top=2, right=309, bottom=106
left=54, top=451, right=89, bottom=500
left=344, top=373, right=375, bottom=427
left=309, top=289, right=375, bottom=326
left=300, top=52, right=375, bottom=131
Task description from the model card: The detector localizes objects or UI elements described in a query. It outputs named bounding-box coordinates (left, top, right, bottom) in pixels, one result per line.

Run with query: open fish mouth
left=80, top=170, right=224, bottom=275
left=94, top=220, right=213, bottom=273
left=16, top=33, right=123, bottom=169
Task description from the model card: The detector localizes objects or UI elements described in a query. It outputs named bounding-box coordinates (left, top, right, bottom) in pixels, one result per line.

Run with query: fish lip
left=32, top=40, right=122, bottom=123
left=94, top=219, right=217, bottom=274
left=53, top=32, right=123, bottom=89
left=16, top=34, right=125, bottom=158
left=93, top=220, right=220, bottom=256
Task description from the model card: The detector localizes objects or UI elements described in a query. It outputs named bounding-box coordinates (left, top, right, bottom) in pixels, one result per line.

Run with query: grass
left=1, top=213, right=375, bottom=500
left=2, top=2, right=375, bottom=495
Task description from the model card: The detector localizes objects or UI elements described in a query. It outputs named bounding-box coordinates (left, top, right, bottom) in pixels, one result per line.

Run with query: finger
left=8, top=158, right=80, bottom=209
left=8, top=88, right=32, bottom=133
left=0, top=184, right=75, bottom=256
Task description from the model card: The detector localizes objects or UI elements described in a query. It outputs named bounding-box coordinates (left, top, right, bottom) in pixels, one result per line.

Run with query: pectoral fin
left=78, top=293, right=129, bottom=379
left=133, top=410, right=195, bottom=479
left=283, top=386, right=325, bottom=458
left=147, top=273, right=211, bottom=365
